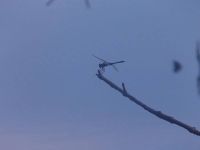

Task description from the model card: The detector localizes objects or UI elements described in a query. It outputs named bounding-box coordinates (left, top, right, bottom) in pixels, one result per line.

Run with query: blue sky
left=0, top=0, right=200, bottom=149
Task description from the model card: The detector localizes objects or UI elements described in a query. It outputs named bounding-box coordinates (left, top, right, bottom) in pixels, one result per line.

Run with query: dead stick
left=96, top=70, right=200, bottom=136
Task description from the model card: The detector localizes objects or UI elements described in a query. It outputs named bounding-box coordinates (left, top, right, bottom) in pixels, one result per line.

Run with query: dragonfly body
left=99, top=61, right=125, bottom=69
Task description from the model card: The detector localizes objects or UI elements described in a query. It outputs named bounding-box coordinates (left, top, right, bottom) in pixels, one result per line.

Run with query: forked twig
left=96, top=70, right=200, bottom=136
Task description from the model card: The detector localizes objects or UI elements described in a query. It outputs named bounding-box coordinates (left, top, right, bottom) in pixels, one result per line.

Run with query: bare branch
left=96, top=70, right=200, bottom=136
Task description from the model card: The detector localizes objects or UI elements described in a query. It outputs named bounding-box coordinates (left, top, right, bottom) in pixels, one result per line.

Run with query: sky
left=0, top=0, right=200, bottom=149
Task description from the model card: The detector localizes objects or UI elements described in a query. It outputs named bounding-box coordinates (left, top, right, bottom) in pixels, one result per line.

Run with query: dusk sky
left=0, top=0, right=200, bottom=149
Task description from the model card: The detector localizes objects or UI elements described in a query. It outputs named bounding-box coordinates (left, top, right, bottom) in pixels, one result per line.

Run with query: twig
left=196, top=41, right=200, bottom=95
left=96, top=70, right=200, bottom=136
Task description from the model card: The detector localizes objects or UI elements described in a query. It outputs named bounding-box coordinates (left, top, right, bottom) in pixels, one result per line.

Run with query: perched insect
left=93, top=55, right=125, bottom=72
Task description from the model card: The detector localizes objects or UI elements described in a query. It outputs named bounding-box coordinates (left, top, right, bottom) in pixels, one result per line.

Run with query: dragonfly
left=46, top=0, right=91, bottom=8
left=93, top=55, right=125, bottom=72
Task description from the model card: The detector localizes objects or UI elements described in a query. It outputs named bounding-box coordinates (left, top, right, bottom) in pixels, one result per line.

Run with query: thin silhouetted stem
left=96, top=70, right=200, bottom=136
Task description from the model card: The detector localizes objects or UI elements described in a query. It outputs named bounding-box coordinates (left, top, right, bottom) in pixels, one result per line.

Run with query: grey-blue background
left=0, top=0, right=199, bottom=149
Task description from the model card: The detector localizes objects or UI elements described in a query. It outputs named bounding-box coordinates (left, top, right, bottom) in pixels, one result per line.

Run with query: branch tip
left=122, top=82, right=128, bottom=95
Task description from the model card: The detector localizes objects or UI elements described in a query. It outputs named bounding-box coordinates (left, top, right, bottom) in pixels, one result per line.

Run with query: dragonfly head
left=99, top=64, right=103, bottom=68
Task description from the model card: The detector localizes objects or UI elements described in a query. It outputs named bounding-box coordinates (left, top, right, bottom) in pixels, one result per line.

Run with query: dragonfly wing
left=102, top=67, right=105, bottom=72
left=111, top=64, right=118, bottom=72
left=92, top=54, right=108, bottom=63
